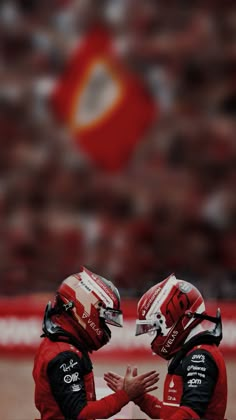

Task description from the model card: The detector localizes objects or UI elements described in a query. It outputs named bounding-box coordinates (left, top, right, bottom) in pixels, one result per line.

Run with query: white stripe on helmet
left=78, top=270, right=114, bottom=308
left=146, top=275, right=178, bottom=318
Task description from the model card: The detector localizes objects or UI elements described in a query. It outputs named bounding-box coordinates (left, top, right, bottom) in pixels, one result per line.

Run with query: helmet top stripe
left=146, top=274, right=178, bottom=318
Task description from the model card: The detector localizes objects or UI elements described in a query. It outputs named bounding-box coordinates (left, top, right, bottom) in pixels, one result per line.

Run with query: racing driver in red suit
left=33, top=266, right=159, bottom=420
left=104, top=274, right=228, bottom=420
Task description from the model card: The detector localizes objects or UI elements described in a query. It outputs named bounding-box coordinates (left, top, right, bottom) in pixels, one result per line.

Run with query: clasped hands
left=104, top=366, right=159, bottom=400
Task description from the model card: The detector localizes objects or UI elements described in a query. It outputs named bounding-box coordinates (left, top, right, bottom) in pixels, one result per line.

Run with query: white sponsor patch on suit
left=64, top=372, right=80, bottom=384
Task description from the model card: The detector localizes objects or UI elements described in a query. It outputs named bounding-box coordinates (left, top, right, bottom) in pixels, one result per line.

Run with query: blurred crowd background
left=0, top=0, right=235, bottom=299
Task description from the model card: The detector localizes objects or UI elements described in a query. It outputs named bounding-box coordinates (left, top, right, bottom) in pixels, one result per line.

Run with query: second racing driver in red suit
left=104, top=274, right=228, bottom=420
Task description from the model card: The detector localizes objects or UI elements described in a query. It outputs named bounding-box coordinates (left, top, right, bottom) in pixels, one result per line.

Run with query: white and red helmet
left=56, top=266, right=123, bottom=351
left=135, top=274, right=205, bottom=359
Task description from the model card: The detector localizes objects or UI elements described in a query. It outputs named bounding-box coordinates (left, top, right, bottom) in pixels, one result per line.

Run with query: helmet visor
left=99, top=307, right=123, bottom=327
left=135, top=318, right=161, bottom=336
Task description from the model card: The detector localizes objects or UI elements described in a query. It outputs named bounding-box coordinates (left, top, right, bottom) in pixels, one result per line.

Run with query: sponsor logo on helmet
left=80, top=270, right=114, bottom=308
left=88, top=318, right=102, bottom=336
left=82, top=311, right=89, bottom=319
left=91, top=273, right=118, bottom=303
left=141, top=287, right=161, bottom=315
left=178, top=281, right=192, bottom=294
left=161, top=330, right=178, bottom=353
left=80, top=279, right=93, bottom=293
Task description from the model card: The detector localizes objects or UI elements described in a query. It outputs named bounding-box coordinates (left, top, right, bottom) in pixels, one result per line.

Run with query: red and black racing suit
left=135, top=334, right=227, bottom=420
left=33, top=333, right=129, bottom=419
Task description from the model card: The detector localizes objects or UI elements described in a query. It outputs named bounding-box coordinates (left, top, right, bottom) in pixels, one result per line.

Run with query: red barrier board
left=0, top=296, right=235, bottom=359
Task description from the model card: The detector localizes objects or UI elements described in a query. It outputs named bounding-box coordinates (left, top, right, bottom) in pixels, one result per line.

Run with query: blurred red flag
left=51, top=26, right=157, bottom=171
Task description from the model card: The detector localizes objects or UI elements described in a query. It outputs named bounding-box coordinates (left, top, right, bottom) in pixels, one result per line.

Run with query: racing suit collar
left=168, top=329, right=222, bottom=373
